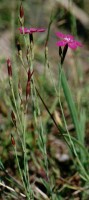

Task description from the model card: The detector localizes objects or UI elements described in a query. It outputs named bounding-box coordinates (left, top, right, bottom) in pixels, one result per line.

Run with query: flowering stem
left=9, top=79, right=23, bottom=134
left=9, top=70, right=32, bottom=198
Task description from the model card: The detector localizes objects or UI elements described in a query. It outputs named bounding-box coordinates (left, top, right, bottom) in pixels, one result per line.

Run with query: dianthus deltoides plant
left=2, top=2, right=89, bottom=200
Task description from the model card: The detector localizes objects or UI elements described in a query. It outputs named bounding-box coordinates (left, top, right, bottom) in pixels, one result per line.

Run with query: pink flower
left=56, top=32, right=82, bottom=50
left=19, top=27, right=45, bottom=34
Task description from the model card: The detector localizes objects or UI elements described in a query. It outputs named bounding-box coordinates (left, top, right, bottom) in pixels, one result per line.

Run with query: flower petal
left=19, top=27, right=29, bottom=34
left=19, top=27, right=45, bottom=34
left=68, top=42, right=77, bottom=49
left=65, top=34, right=74, bottom=40
left=37, top=28, right=46, bottom=32
left=56, top=40, right=67, bottom=47
left=56, top=32, right=74, bottom=40
left=29, top=28, right=38, bottom=33
left=74, top=40, right=83, bottom=47
left=56, top=32, right=66, bottom=39
left=68, top=40, right=82, bottom=49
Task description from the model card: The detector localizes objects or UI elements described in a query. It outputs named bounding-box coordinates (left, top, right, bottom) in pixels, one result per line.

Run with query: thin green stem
left=9, top=79, right=23, bottom=133
left=14, top=146, right=27, bottom=196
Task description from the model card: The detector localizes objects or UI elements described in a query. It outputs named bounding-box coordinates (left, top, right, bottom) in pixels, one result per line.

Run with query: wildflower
left=56, top=32, right=82, bottom=50
left=19, top=27, right=45, bottom=34
left=26, top=69, right=34, bottom=100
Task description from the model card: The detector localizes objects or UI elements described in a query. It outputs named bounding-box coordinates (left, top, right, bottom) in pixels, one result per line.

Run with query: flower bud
left=59, top=46, right=62, bottom=57
left=11, top=111, right=16, bottom=126
left=19, top=3, right=24, bottom=25
left=20, top=3, right=24, bottom=18
left=26, top=81, right=30, bottom=100
left=11, top=134, right=15, bottom=146
left=28, top=69, right=34, bottom=82
left=7, top=59, right=12, bottom=77
left=29, top=33, right=33, bottom=44
left=61, top=43, right=68, bottom=65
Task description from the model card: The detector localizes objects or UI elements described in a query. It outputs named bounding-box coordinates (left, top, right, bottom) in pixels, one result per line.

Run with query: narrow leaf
left=61, top=69, right=81, bottom=140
